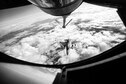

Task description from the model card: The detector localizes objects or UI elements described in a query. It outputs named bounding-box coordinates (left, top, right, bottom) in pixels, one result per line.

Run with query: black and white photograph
left=0, top=0, right=126, bottom=84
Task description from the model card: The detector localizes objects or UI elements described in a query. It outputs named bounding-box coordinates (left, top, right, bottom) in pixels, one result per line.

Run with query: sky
left=0, top=2, right=122, bottom=84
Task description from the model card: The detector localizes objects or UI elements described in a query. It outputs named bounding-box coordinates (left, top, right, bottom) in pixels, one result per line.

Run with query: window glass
left=0, top=2, right=125, bottom=65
